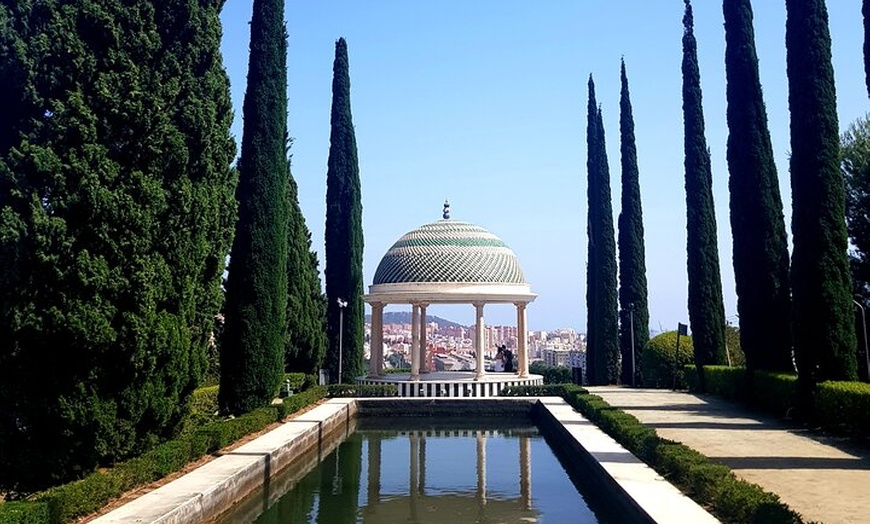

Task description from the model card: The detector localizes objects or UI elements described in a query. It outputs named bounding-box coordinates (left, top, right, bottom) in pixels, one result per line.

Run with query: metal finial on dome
left=442, top=200, right=450, bottom=220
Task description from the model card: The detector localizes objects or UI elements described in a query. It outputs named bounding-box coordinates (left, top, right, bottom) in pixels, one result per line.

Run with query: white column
left=516, top=302, right=529, bottom=377
left=474, top=303, right=485, bottom=379
left=369, top=302, right=384, bottom=378
left=411, top=304, right=420, bottom=380
left=520, top=434, right=531, bottom=510
left=368, top=435, right=382, bottom=507
left=419, top=303, right=429, bottom=373
left=410, top=432, right=420, bottom=519
left=476, top=432, right=487, bottom=505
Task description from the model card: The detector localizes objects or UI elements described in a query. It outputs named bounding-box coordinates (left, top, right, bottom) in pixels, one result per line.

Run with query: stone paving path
left=588, top=386, right=870, bottom=524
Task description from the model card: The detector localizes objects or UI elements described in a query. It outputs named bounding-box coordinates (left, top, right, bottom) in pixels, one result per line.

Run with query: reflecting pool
left=216, top=418, right=625, bottom=523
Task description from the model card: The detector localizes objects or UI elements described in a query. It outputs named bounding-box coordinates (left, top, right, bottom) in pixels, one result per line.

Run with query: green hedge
left=502, top=384, right=585, bottom=397
left=752, top=372, right=798, bottom=417
left=687, top=366, right=800, bottom=419
left=0, top=387, right=326, bottom=524
left=327, top=384, right=398, bottom=397
left=508, top=385, right=802, bottom=523
left=528, top=362, right=572, bottom=384
left=0, top=503, right=51, bottom=524
left=814, top=381, right=870, bottom=437
left=691, top=366, right=870, bottom=438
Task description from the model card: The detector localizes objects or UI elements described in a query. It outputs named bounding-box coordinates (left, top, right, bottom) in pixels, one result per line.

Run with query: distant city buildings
left=364, top=320, right=585, bottom=371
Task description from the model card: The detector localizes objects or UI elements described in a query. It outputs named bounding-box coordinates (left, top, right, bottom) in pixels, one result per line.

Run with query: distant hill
left=365, top=311, right=464, bottom=329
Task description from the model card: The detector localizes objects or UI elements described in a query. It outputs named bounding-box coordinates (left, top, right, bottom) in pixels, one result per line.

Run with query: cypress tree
left=617, top=60, right=650, bottom=386
left=724, top=0, right=792, bottom=373
left=0, top=0, right=236, bottom=490
left=285, top=142, right=327, bottom=374
left=585, top=76, right=620, bottom=385
left=865, top=0, right=870, bottom=98
left=325, top=38, right=365, bottom=384
left=787, top=0, right=858, bottom=383
left=682, top=0, right=728, bottom=375
left=220, top=0, right=289, bottom=414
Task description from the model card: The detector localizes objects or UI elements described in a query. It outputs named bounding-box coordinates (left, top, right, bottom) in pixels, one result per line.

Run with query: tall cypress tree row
left=325, top=38, right=365, bottom=384
left=585, top=76, right=620, bottom=385
left=220, top=0, right=289, bottom=415
left=787, top=0, right=858, bottom=383
left=617, top=60, right=650, bottom=386
left=682, top=0, right=727, bottom=374
left=0, top=0, right=237, bottom=490
left=724, top=0, right=792, bottom=373
left=285, top=144, right=327, bottom=374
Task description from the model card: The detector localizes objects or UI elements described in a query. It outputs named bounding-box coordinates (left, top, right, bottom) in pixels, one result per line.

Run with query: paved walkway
left=589, top=387, right=870, bottom=524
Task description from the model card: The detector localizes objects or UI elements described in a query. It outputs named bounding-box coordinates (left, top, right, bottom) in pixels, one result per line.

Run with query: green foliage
left=220, top=0, right=290, bottom=414
left=724, top=323, right=746, bottom=367
left=752, top=371, right=799, bottom=416
left=190, top=385, right=220, bottom=418
left=3, top=386, right=326, bottom=523
left=0, top=0, right=237, bottom=491
left=682, top=0, right=727, bottom=372
left=713, top=478, right=800, bottom=524
left=497, top=383, right=803, bottom=522
left=724, top=0, right=793, bottom=374
left=617, top=60, right=650, bottom=386
left=865, top=0, right=870, bottom=99
left=585, top=75, right=620, bottom=385
left=285, top=144, right=327, bottom=375
left=569, top=390, right=802, bottom=523
left=641, top=331, right=694, bottom=388
left=284, top=372, right=314, bottom=393
left=843, top=116, right=870, bottom=304
left=787, top=0, right=858, bottom=385
left=688, top=366, right=801, bottom=419
left=814, top=381, right=870, bottom=437
left=324, top=38, right=365, bottom=384
left=502, top=384, right=587, bottom=397
left=327, top=384, right=397, bottom=397
left=0, top=502, right=51, bottom=524
left=529, top=361, right=572, bottom=384
left=689, top=366, right=747, bottom=401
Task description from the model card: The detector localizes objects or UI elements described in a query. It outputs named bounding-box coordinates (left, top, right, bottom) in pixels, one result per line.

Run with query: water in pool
left=216, top=418, right=624, bottom=523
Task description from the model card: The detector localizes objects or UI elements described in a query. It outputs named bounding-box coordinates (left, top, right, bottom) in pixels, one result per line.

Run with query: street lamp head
left=337, top=298, right=348, bottom=308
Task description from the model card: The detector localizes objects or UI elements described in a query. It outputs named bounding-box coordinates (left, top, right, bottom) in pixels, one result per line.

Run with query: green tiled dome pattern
left=373, top=220, right=526, bottom=285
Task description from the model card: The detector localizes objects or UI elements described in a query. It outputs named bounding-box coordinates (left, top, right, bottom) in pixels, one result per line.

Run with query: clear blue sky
left=219, top=1, right=868, bottom=332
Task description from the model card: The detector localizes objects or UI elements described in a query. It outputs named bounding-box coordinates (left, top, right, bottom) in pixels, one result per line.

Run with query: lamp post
left=337, top=298, right=347, bottom=384
left=853, top=299, right=870, bottom=381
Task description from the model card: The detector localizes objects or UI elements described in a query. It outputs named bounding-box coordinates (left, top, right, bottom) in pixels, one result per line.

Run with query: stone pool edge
left=91, top=396, right=718, bottom=524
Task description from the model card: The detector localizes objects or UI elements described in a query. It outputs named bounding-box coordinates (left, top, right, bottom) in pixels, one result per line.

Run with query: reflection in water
left=219, top=419, right=617, bottom=524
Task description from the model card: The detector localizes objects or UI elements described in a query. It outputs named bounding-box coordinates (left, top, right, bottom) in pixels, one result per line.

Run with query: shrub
left=189, top=385, right=220, bottom=418
left=697, top=366, right=747, bottom=400
left=37, top=472, right=125, bottom=524
left=529, top=361, right=572, bottom=384
left=1, top=385, right=327, bottom=523
left=751, top=372, right=798, bottom=417
left=566, top=390, right=800, bottom=523
left=814, top=381, right=870, bottom=437
left=0, top=502, right=52, bottom=524
left=713, top=477, right=797, bottom=524
left=327, top=384, right=397, bottom=397
left=688, top=367, right=799, bottom=419
left=641, top=331, right=694, bottom=388
left=502, top=384, right=584, bottom=397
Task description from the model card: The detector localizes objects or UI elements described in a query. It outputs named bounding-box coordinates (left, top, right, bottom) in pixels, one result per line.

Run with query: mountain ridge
left=365, top=311, right=464, bottom=329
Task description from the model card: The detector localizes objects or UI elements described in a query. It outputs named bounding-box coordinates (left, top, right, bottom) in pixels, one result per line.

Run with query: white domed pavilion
left=361, top=202, right=542, bottom=397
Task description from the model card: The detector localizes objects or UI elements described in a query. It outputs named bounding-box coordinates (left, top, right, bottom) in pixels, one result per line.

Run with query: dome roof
left=372, top=220, right=527, bottom=285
